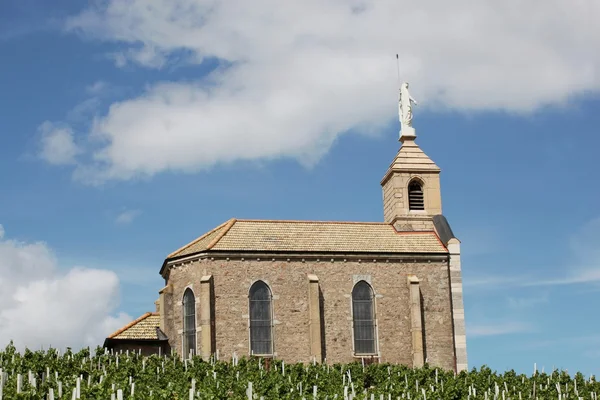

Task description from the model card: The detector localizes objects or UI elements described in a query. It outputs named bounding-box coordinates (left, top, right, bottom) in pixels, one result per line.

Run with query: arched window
left=408, top=180, right=425, bottom=211
left=352, top=281, right=377, bottom=355
left=182, top=288, right=196, bottom=357
left=249, top=281, right=273, bottom=355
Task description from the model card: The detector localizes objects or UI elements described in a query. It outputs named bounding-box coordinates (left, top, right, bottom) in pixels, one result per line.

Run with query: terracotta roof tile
left=167, top=219, right=232, bottom=258
left=168, top=219, right=447, bottom=258
left=108, top=312, right=162, bottom=340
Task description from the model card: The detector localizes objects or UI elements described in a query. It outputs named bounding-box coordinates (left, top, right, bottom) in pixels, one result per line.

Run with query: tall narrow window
left=249, top=281, right=273, bottom=355
left=182, top=288, right=196, bottom=357
left=352, top=281, right=377, bottom=355
left=408, top=180, right=425, bottom=211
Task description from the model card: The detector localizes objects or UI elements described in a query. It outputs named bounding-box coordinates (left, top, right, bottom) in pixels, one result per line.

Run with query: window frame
left=182, top=287, right=196, bottom=358
left=248, top=280, right=274, bottom=357
left=351, top=280, right=379, bottom=356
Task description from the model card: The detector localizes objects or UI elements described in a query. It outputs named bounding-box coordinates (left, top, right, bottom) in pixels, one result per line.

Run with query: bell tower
left=381, top=80, right=468, bottom=373
left=380, top=106, right=442, bottom=231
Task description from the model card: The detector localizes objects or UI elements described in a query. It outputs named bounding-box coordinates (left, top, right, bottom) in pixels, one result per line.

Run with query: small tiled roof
left=167, top=219, right=447, bottom=259
left=108, top=312, right=162, bottom=340
left=167, top=219, right=233, bottom=258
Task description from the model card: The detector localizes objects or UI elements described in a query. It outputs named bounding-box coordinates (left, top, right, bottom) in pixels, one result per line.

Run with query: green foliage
left=0, top=344, right=597, bottom=399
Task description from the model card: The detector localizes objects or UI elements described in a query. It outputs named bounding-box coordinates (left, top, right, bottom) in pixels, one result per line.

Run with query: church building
left=105, top=93, right=468, bottom=372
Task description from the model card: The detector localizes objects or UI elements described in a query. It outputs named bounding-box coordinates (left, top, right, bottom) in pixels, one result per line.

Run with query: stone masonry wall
left=162, top=256, right=455, bottom=371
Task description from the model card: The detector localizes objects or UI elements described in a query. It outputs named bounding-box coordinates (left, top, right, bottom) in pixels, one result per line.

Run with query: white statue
left=398, top=82, right=417, bottom=132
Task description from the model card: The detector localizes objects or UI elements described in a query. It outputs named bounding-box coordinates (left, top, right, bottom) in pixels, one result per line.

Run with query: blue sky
left=1, top=0, right=600, bottom=376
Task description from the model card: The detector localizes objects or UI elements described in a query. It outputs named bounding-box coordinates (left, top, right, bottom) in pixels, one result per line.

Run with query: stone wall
left=162, top=255, right=455, bottom=371
left=106, top=341, right=170, bottom=357
left=392, top=216, right=435, bottom=232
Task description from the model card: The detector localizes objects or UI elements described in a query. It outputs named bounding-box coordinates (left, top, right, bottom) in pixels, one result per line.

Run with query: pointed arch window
left=408, top=180, right=425, bottom=211
left=352, top=281, right=377, bottom=355
left=182, top=288, right=196, bottom=357
left=249, top=281, right=273, bottom=355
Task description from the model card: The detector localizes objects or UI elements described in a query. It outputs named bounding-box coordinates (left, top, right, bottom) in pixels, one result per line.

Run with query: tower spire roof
left=380, top=138, right=440, bottom=185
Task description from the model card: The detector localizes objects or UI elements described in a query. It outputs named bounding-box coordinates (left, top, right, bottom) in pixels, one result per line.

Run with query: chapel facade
left=106, top=122, right=468, bottom=372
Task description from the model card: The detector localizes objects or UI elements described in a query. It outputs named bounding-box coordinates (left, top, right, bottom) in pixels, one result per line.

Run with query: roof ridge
left=393, top=230, right=438, bottom=235
left=235, top=219, right=391, bottom=225
left=108, top=312, right=153, bottom=339
left=206, top=218, right=237, bottom=250
left=166, top=219, right=233, bottom=258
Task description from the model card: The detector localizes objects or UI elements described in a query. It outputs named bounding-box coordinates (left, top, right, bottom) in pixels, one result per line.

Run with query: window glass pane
left=182, top=289, right=196, bottom=356
left=250, top=299, right=271, bottom=321
left=354, top=320, right=375, bottom=339
left=249, top=281, right=273, bottom=355
left=185, top=315, right=195, bottom=332
left=355, top=339, right=375, bottom=354
left=352, top=281, right=376, bottom=354
left=188, top=333, right=196, bottom=354
left=353, top=283, right=372, bottom=300
left=353, top=301, right=373, bottom=321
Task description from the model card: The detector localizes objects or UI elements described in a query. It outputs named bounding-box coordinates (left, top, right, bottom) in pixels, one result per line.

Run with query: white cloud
left=115, top=209, right=142, bottom=225
left=463, top=275, right=523, bottom=288
left=66, top=98, right=102, bottom=124
left=507, top=293, right=549, bottom=309
left=458, top=227, right=503, bottom=257
left=570, top=216, right=600, bottom=264
left=0, top=226, right=131, bottom=351
left=465, top=217, right=600, bottom=289
left=583, top=349, right=600, bottom=359
left=84, top=80, right=123, bottom=99
left=521, top=271, right=600, bottom=287
left=37, top=121, right=81, bottom=165
left=58, top=0, right=600, bottom=183
left=119, top=45, right=167, bottom=69
left=468, top=321, right=533, bottom=338
left=522, top=217, right=600, bottom=287
left=525, top=335, right=600, bottom=350
left=86, top=80, right=108, bottom=95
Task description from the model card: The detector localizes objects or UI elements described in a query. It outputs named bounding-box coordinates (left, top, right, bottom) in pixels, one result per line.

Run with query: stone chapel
left=104, top=117, right=468, bottom=372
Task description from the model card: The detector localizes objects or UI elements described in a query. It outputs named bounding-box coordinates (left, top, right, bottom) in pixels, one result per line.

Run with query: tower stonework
left=381, top=134, right=442, bottom=231
left=381, top=127, right=468, bottom=372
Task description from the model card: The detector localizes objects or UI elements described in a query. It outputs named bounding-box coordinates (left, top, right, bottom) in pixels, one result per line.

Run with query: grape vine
left=0, top=342, right=596, bottom=399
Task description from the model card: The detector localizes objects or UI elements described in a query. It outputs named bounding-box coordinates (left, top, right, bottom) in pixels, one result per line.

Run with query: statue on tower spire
left=398, top=82, right=418, bottom=139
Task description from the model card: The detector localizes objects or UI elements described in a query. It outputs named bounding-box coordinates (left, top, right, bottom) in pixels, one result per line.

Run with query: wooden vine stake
left=247, top=381, right=253, bottom=400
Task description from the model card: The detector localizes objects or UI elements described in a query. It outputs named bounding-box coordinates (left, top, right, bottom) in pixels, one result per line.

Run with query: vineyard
left=0, top=343, right=597, bottom=399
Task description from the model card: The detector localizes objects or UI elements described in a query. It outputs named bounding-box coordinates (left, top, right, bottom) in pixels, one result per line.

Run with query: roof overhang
left=103, top=337, right=169, bottom=348
left=161, top=249, right=449, bottom=278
